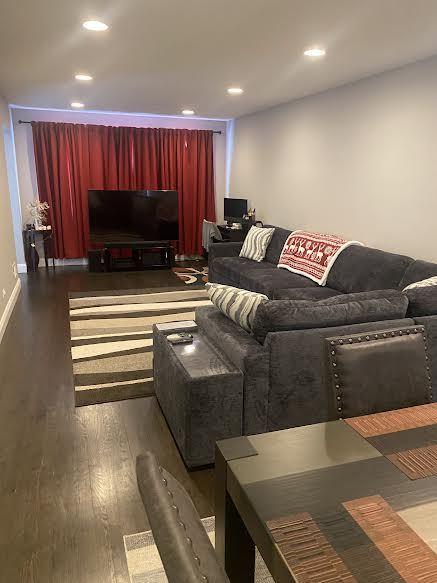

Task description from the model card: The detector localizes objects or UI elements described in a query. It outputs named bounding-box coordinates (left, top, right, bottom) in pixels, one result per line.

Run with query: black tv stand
left=101, top=240, right=175, bottom=272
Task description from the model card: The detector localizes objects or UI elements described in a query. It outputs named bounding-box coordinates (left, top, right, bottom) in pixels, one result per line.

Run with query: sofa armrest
left=195, top=306, right=269, bottom=435
left=208, top=241, right=243, bottom=262
left=264, top=318, right=415, bottom=431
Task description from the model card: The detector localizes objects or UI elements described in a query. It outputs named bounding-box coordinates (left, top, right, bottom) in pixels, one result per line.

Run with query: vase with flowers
left=27, top=199, right=50, bottom=230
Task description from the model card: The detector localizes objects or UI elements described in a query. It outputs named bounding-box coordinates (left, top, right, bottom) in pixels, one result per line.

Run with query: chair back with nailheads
left=136, top=452, right=230, bottom=583
left=326, top=326, right=432, bottom=419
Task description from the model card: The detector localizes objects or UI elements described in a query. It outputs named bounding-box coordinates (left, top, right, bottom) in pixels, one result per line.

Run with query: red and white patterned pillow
left=278, top=230, right=363, bottom=286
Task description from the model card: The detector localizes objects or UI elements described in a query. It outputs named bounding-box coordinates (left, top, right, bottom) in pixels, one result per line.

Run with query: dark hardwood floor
left=0, top=265, right=214, bottom=583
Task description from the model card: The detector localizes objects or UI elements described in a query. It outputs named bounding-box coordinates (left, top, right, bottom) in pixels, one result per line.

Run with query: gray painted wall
left=230, top=55, right=437, bottom=262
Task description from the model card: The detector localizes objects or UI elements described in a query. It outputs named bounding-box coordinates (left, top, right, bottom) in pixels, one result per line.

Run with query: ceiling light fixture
left=71, top=101, right=85, bottom=108
left=304, top=47, right=326, bottom=57
left=75, top=74, right=93, bottom=81
left=182, top=109, right=195, bottom=115
left=227, top=87, right=244, bottom=95
left=82, top=20, right=109, bottom=31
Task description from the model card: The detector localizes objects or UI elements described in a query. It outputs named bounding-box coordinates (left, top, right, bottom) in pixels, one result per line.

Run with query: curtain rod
left=17, top=120, right=222, bottom=134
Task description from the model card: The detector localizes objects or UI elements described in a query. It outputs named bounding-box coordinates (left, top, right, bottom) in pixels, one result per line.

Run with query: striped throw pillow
left=239, top=226, right=275, bottom=262
left=205, top=283, right=268, bottom=332
left=403, top=275, right=437, bottom=291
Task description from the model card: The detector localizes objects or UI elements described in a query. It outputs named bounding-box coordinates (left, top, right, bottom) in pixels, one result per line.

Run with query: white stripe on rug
left=71, top=330, right=154, bottom=341
left=69, top=289, right=209, bottom=308
left=76, top=377, right=154, bottom=391
left=70, top=299, right=212, bottom=316
left=70, top=311, right=199, bottom=331
left=71, top=338, right=154, bottom=360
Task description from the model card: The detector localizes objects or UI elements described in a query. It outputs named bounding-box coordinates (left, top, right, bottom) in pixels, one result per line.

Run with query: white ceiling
left=2, top=0, right=437, bottom=119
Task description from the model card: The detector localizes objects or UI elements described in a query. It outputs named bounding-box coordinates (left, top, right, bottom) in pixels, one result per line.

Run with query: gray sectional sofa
left=197, top=225, right=437, bottom=434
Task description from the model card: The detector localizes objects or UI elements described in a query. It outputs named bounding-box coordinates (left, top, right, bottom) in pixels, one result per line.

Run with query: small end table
left=23, top=226, right=55, bottom=271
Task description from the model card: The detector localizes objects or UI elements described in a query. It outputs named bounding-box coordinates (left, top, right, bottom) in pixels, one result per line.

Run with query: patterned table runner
left=346, top=403, right=437, bottom=480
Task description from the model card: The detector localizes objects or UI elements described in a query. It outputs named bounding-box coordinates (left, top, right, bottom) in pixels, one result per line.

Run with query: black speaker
left=88, top=249, right=104, bottom=272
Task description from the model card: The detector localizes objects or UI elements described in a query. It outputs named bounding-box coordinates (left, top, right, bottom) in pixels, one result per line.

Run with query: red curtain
left=31, top=122, right=216, bottom=258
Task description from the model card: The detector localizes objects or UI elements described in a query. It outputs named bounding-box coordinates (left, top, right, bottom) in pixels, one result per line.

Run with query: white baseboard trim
left=54, top=258, right=88, bottom=266
left=0, top=279, right=21, bottom=344
left=17, top=259, right=88, bottom=273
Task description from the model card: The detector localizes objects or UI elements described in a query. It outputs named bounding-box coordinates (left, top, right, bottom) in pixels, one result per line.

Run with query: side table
left=23, top=227, right=55, bottom=271
left=153, top=321, right=244, bottom=468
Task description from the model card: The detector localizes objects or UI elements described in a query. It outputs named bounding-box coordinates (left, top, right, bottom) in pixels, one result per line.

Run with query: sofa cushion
left=240, top=267, right=317, bottom=298
left=321, top=289, right=403, bottom=305
left=252, top=291, right=409, bottom=343
left=399, top=260, right=437, bottom=289
left=273, top=287, right=343, bottom=300
left=206, top=283, right=268, bottom=332
left=326, top=245, right=413, bottom=293
left=239, top=226, right=275, bottom=262
left=264, top=226, right=292, bottom=265
left=210, top=256, right=271, bottom=286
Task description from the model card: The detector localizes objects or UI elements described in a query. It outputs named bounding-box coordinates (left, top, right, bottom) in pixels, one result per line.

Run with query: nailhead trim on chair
left=158, top=465, right=209, bottom=582
left=328, top=326, right=432, bottom=419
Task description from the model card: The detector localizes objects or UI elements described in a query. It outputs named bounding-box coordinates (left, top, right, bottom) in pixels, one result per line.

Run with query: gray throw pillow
left=252, top=290, right=408, bottom=343
left=206, top=283, right=268, bottom=332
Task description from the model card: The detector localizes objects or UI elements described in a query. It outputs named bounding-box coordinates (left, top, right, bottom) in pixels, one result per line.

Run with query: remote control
left=167, top=332, right=194, bottom=345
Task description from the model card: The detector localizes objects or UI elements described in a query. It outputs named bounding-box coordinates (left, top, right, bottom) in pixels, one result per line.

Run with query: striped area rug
left=124, top=517, right=273, bottom=583
left=69, top=287, right=211, bottom=406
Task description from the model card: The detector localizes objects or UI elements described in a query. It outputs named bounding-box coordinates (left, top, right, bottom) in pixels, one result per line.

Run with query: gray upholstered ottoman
left=153, top=321, right=244, bottom=468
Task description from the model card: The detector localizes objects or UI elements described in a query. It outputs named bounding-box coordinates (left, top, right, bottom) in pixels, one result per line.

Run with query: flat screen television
left=88, top=189, right=179, bottom=243
left=224, top=198, right=247, bottom=222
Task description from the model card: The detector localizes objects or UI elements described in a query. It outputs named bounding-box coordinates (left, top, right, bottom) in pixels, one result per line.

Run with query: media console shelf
left=101, top=240, right=175, bottom=272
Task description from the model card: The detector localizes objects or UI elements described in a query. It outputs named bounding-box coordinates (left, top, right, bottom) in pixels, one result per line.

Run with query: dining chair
left=325, top=325, right=433, bottom=418
left=136, top=451, right=230, bottom=583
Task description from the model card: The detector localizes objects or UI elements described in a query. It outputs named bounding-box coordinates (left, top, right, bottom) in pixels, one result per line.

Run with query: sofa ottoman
left=153, top=321, right=244, bottom=468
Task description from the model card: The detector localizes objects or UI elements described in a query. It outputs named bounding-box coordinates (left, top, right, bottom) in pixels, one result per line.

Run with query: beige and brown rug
left=69, top=287, right=211, bottom=406
left=123, top=516, right=273, bottom=583
left=172, top=266, right=208, bottom=286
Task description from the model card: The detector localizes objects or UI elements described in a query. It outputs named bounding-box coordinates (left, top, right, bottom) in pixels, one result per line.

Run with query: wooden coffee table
left=215, top=403, right=437, bottom=582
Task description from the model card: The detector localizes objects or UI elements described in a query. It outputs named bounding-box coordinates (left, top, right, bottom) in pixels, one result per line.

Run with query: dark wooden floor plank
left=0, top=264, right=212, bottom=583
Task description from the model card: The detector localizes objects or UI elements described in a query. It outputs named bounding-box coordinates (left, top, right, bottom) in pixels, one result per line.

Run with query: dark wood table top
left=216, top=403, right=437, bottom=583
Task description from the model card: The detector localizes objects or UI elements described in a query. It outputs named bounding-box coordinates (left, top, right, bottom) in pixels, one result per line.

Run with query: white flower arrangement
left=27, top=199, right=50, bottom=229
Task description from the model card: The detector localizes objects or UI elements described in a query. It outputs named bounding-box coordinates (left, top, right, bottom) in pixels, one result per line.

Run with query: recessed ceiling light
left=71, top=102, right=85, bottom=108
left=83, top=20, right=109, bottom=31
left=304, top=47, right=326, bottom=57
left=182, top=109, right=195, bottom=115
left=227, top=87, right=244, bottom=95
left=75, top=74, right=93, bottom=81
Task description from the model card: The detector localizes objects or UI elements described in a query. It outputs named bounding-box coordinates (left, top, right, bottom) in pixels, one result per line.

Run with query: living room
left=1, top=2, right=437, bottom=582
